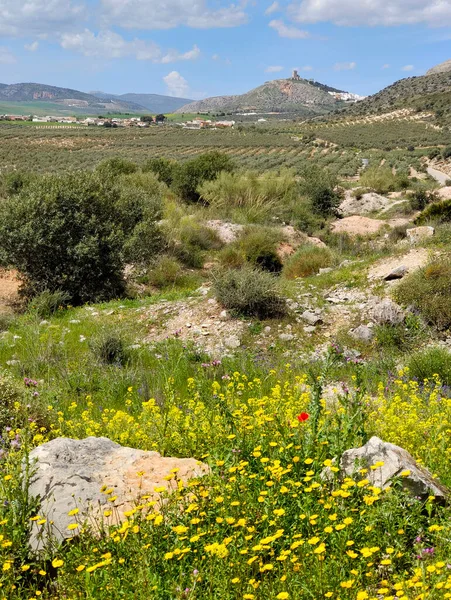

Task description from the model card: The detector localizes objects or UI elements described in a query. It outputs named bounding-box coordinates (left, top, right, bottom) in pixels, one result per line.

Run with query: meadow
left=0, top=118, right=451, bottom=599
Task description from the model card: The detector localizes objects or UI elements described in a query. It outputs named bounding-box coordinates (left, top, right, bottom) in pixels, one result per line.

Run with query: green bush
left=282, top=244, right=336, bottom=279
left=148, top=256, right=184, bottom=288
left=442, top=146, right=451, bottom=159
left=359, top=166, right=409, bottom=194
left=428, top=148, right=441, bottom=160
left=172, top=152, right=235, bottom=203
left=0, top=171, right=34, bottom=197
left=142, top=157, right=177, bottom=187
left=218, top=246, right=246, bottom=269
left=409, top=189, right=438, bottom=212
left=394, top=258, right=451, bottom=330
left=213, top=266, right=286, bottom=319
left=237, top=226, right=283, bottom=273
left=28, top=290, right=71, bottom=318
left=299, top=166, right=342, bottom=217
left=415, top=198, right=451, bottom=224
left=92, top=333, right=129, bottom=366
left=0, top=371, right=23, bottom=431
left=407, top=347, right=451, bottom=386
left=95, top=158, right=138, bottom=178
left=0, top=172, right=125, bottom=304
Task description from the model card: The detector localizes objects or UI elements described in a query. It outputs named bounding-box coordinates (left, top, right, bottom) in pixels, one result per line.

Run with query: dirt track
left=0, top=270, right=19, bottom=314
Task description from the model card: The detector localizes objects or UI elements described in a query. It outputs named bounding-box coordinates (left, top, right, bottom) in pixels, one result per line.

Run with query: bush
left=142, top=157, right=176, bottom=187
left=213, top=266, right=286, bottom=319
left=415, top=198, right=451, bottom=224
left=96, top=158, right=138, bottom=178
left=148, top=256, right=184, bottom=288
left=299, top=166, right=342, bottom=217
left=394, top=257, right=451, bottom=330
left=0, top=371, right=23, bottom=431
left=0, top=172, right=125, bottom=305
left=409, top=189, right=438, bottom=212
left=359, top=166, right=409, bottom=194
left=218, top=246, right=246, bottom=270
left=407, top=347, right=451, bottom=386
left=237, top=226, right=283, bottom=273
left=172, top=152, right=235, bottom=203
left=388, top=224, right=409, bottom=243
left=28, top=290, right=71, bottom=318
left=0, top=171, right=34, bottom=197
left=442, top=146, right=451, bottom=159
left=428, top=148, right=441, bottom=160
left=92, top=333, right=129, bottom=366
left=282, top=244, right=336, bottom=279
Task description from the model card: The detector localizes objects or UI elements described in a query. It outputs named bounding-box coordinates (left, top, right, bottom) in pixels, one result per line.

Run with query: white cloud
left=161, top=45, right=201, bottom=64
left=100, top=0, right=248, bottom=30
left=60, top=30, right=200, bottom=64
left=300, top=65, right=313, bottom=71
left=212, top=53, right=220, bottom=60
left=0, top=0, right=85, bottom=37
left=265, top=65, right=284, bottom=72
left=265, top=1, right=280, bottom=15
left=0, top=46, right=16, bottom=64
left=287, top=0, right=451, bottom=27
left=334, top=61, right=356, bottom=71
left=163, top=71, right=189, bottom=97
left=402, top=64, right=414, bottom=71
left=25, top=41, right=39, bottom=52
left=269, top=19, right=312, bottom=38
left=382, top=63, right=390, bottom=69
left=60, top=29, right=161, bottom=60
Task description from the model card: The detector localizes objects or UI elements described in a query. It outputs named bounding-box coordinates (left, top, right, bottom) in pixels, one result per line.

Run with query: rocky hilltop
left=176, top=78, right=346, bottom=115
left=427, top=58, right=451, bottom=75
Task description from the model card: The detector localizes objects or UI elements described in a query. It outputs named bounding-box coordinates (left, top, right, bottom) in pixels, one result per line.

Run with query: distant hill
left=343, top=71, right=451, bottom=120
left=175, top=78, right=354, bottom=115
left=427, top=59, right=451, bottom=75
left=0, top=83, right=148, bottom=115
left=91, top=92, right=193, bottom=113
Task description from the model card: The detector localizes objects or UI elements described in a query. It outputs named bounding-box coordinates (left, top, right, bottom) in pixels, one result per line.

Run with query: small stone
left=6, top=359, right=20, bottom=366
left=69, top=319, right=81, bottom=324
left=303, top=326, right=316, bottom=334
left=279, top=333, right=294, bottom=341
left=301, top=311, right=323, bottom=326
left=264, top=326, right=271, bottom=333
left=219, top=310, right=229, bottom=321
left=383, top=265, right=408, bottom=281
left=39, top=320, right=49, bottom=326
left=224, top=335, right=241, bottom=349
left=350, top=325, right=374, bottom=342
left=186, top=323, right=192, bottom=328
left=318, top=267, right=333, bottom=275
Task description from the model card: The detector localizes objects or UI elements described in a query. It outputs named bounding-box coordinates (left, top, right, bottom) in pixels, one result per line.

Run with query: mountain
left=175, top=78, right=358, bottom=115
left=0, top=83, right=147, bottom=114
left=426, top=59, right=451, bottom=75
left=91, top=92, right=193, bottom=114
left=344, top=70, right=451, bottom=118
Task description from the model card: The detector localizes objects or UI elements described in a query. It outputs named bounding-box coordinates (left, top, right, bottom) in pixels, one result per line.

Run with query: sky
left=0, top=0, right=451, bottom=99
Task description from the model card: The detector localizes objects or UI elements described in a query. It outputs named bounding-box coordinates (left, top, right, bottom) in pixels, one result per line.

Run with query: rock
left=340, top=191, right=391, bottom=217
left=206, top=220, right=244, bottom=244
left=307, top=236, right=327, bottom=248
left=301, top=311, right=323, bottom=326
left=350, top=325, right=374, bottom=342
left=279, top=333, right=294, bottom=342
left=383, top=265, right=408, bottom=281
left=303, top=326, right=316, bottom=334
left=27, top=437, right=209, bottom=552
left=219, top=310, right=230, bottom=321
left=318, top=267, right=333, bottom=275
left=406, top=226, right=434, bottom=244
left=339, top=436, right=449, bottom=501
left=369, top=298, right=405, bottom=326
left=224, top=335, right=241, bottom=349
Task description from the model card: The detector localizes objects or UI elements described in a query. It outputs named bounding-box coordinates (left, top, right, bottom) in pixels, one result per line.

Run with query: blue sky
left=0, top=0, right=451, bottom=99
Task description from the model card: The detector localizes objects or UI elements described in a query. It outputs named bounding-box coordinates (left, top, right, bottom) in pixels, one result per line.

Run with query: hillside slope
left=91, top=91, right=193, bottom=113
left=427, top=59, right=451, bottom=75
left=0, top=83, right=147, bottom=114
left=176, top=78, right=344, bottom=115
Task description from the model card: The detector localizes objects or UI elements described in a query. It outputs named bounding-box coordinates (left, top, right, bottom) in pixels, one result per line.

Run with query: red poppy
left=297, top=412, right=310, bottom=422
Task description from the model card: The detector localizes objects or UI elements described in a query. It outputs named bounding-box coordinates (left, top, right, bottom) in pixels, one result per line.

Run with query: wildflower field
left=0, top=300, right=451, bottom=600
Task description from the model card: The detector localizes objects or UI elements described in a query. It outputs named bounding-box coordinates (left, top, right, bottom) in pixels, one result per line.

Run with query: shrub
left=388, top=224, right=409, bottom=243
left=442, top=146, right=451, bottom=159
left=428, top=148, right=441, bottom=160
left=213, top=266, right=286, bottom=319
left=92, top=333, right=129, bottom=366
left=359, top=166, right=409, bottom=194
left=172, top=152, right=235, bottom=203
left=282, top=244, right=336, bottom=279
left=292, top=202, right=327, bottom=235
left=394, top=257, right=451, bottom=330
left=0, top=172, right=125, bottom=304
left=299, top=166, right=342, bottom=217
left=142, top=157, right=176, bottom=187
left=415, top=198, right=451, bottom=224
left=148, top=256, right=184, bottom=288
left=218, top=246, right=246, bottom=269
left=407, top=347, right=451, bottom=386
left=28, top=290, right=71, bottom=318
left=409, top=189, right=439, bottom=212
left=96, top=158, right=138, bottom=178
left=237, top=226, right=283, bottom=273
left=0, top=371, right=23, bottom=431
left=0, top=171, right=34, bottom=197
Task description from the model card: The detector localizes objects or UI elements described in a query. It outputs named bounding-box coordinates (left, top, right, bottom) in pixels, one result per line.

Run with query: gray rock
left=279, top=333, right=294, bottom=342
left=318, top=267, right=333, bottom=275
left=350, top=325, right=374, bottom=342
left=300, top=310, right=323, bottom=326
left=26, top=437, right=209, bottom=552
left=369, top=298, right=405, bottom=326
left=383, top=265, right=408, bottom=281
left=303, top=326, right=316, bottom=334
left=339, top=436, right=449, bottom=500
left=224, top=335, right=241, bottom=349
left=406, top=226, right=434, bottom=244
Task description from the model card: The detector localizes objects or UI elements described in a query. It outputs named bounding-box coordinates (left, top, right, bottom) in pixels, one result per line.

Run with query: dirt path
left=0, top=270, right=19, bottom=314
left=427, top=166, right=449, bottom=185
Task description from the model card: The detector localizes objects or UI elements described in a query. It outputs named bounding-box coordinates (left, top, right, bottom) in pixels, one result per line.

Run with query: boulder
left=206, top=220, right=244, bottom=244
left=350, top=324, right=374, bottom=342
left=406, top=226, right=434, bottom=244
left=27, top=437, right=210, bottom=551
left=383, top=265, right=408, bottom=281
left=340, top=191, right=391, bottom=216
left=369, top=298, right=405, bottom=326
left=300, top=310, right=324, bottom=326
left=339, top=436, right=449, bottom=500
